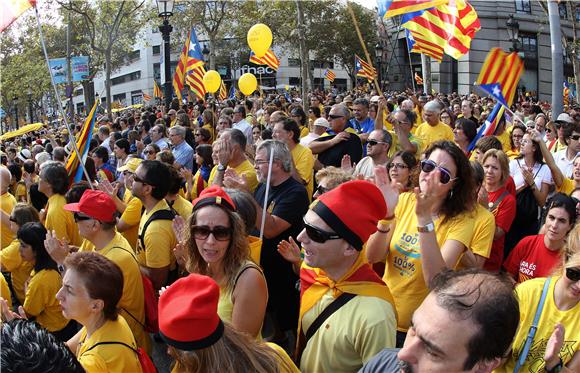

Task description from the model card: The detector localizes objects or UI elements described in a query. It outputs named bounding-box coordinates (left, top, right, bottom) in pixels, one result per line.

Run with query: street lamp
left=202, top=44, right=210, bottom=63
left=156, top=0, right=174, bottom=110
left=375, top=43, right=384, bottom=89
left=27, top=87, right=34, bottom=123
left=506, top=14, right=520, bottom=52
left=12, top=96, right=19, bottom=130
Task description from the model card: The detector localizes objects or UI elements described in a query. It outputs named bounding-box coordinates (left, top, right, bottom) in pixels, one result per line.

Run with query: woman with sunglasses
left=387, top=151, right=418, bottom=192
left=506, top=123, right=526, bottom=160
left=142, top=143, right=159, bottom=161
left=194, top=127, right=212, bottom=146
left=494, top=229, right=580, bottom=373
left=366, top=140, right=476, bottom=346
left=546, top=121, right=559, bottom=152
left=178, top=186, right=267, bottom=339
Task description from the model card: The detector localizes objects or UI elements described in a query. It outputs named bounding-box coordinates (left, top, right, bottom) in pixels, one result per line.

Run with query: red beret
left=158, top=274, right=224, bottom=350
left=63, top=190, right=117, bottom=223
left=192, top=185, right=236, bottom=212
left=313, top=180, right=386, bottom=250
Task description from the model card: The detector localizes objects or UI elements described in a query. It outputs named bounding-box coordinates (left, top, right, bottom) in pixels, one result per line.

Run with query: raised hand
left=341, top=154, right=353, bottom=173
left=223, top=169, right=249, bottom=192
left=277, top=236, right=301, bottom=266
left=217, top=139, right=232, bottom=166
left=44, top=230, right=70, bottom=266
left=414, top=169, right=441, bottom=222
left=373, top=165, right=400, bottom=217
left=0, top=297, right=26, bottom=322
left=544, top=323, right=565, bottom=370
left=172, top=215, right=188, bottom=243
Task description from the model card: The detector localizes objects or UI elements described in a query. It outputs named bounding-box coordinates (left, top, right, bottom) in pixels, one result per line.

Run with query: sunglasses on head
left=420, top=159, right=457, bottom=184
left=191, top=225, right=232, bottom=241
left=303, top=220, right=341, bottom=243
left=74, top=213, right=93, bottom=222
left=566, top=267, right=580, bottom=282
left=367, top=140, right=387, bottom=147
left=328, top=114, right=343, bottom=120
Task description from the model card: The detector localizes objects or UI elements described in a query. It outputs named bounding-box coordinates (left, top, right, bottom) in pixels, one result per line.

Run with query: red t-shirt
left=483, top=187, right=516, bottom=272
left=505, top=176, right=516, bottom=197
left=503, top=234, right=562, bottom=283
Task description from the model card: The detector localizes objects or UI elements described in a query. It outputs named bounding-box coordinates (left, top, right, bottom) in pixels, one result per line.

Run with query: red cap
left=63, top=190, right=117, bottom=223
left=158, top=274, right=224, bottom=350
left=192, top=185, right=236, bottom=212
left=313, top=180, right=386, bottom=250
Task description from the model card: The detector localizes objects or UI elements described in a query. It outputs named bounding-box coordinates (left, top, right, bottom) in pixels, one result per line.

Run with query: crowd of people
left=0, top=87, right=579, bottom=372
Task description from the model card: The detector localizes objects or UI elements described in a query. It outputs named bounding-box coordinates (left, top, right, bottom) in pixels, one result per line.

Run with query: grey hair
left=423, top=100, right=441, bottom=112
left=373, top=129, right=392, bottom=145
left=332, top=103, right=351, bottom=120
left=256, top=140, right=293, bottom=173
left=170, top=125, right=186, bottom=138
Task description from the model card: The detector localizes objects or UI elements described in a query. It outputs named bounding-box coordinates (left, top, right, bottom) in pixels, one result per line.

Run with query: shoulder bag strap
left=233, top=262, right=263, bottom=288
left=488, top=191, right=510, bottom=212
left=304, top=292, right=357, bottom=343
left=82, top=341, right=137, bottom=355
left=513, top=277, right=552, bottom=373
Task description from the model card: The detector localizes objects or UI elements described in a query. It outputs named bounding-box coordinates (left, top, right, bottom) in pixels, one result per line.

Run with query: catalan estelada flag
left=65, top=102, right=97, bottom=184
left=402, top=0, right=480, bottom=60
left=355, top=54, right=376, bottom=81
left=406, top=29, right=444, bottom=62
left=228, top=84, right=237, bottom=100
left=324, top=69, right=336, bottom=82
left=414, top=72, right=424, bottom=85
left=249, top=50, right=280, bottom=71
left=154, top=80, right=163, bottom=98
left=467, top=102, right=505, bottom=153
left=218, top=81, right=227, bottom=101
left=186, top=65, right=206, bottom=101
left=142, top=91, right=152, bottom=101
left=377, top=0, right=448, bottom=18
left=173, top=27, right=206, bottom=102
left=476, top=48, right=524, bottom=108
left=1, top=0, right=36, bottom=32
left=563, top=82, right=570, bottom=106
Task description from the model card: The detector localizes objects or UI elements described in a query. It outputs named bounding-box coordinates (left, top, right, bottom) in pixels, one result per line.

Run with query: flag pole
left=34, top=6, right=93, bottom=189
left=259, top=148, right=275, bottom=241
left=472, top=84, right=525, bottom=125
left=347, top=2, right=383, bottom=96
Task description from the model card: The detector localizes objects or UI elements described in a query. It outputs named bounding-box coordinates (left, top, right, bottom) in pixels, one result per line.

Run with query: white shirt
left=509, top=159, right=553, bottom=191
left=553, top=148, right=578, bottom=178
left=233, top=119, right=253, bottom=146
left=300, top=133, right=321, bottom=147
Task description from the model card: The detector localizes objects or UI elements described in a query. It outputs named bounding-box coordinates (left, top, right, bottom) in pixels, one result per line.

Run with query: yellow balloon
left=203, top=70, right=221, bottom=93
left=238, top=73, right=258, bottom=96
left=247, top=23, right=272, bottom=58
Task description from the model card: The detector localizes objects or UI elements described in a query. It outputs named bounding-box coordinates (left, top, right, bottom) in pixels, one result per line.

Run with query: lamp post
left=202, top=44, right=210, bottom=64
left=375, top=43, right=384, bottom=90
left=157, top=0, right=174, bottom=111
left=13, top=96, right=19, bottom=130
left=27, top=88, right=34, bottom=123
left=506, top=14, right=520, bottom=52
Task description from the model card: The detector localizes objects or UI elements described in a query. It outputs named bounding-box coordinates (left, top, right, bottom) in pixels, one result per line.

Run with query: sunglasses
left=191, top=225, right=232, bottom=241
left=74, top=213, right=93, bottom=222
left=420, top=159, right=457, bottom=184
left=367, top=140, right=387, bottom=147
left=315, top=185, right=329, bottom=195
left=387, top=162, right=409, bottom=170
left=571, top=134, right=580, bottom=141
left=194, top=133, right=202, bottom=136
left=303, top=220, right=341, bottom=243
left=565, top=267, right=580, bottom=282
left=328, top=114, right=344, bottom=120
left=133, top=175, right=149, bottom=185
left=143, top=150, right=154, bottom=155
left=9, top=216, right=17, bottom=223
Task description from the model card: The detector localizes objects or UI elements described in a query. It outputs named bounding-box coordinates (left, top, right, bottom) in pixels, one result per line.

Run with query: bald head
left=423, top=100, right=441, bottom=113
left=0, top=167, right=11, bottom=194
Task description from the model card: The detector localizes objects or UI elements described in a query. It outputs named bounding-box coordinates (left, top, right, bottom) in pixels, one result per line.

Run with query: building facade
left=381, top=0, right=577, bottom=101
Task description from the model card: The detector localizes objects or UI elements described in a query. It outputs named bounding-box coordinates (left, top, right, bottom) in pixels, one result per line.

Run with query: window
left=153, top=63, right=161, bottom=80
left=559, top=3, right=568, bottom=19
left=153, top=45, right=161, bottom=55
left=287, top=58, right=300, bottom=67
left=519, top=34, right=537, bottom=60
left=576, top=7, right=580, bottom=22
left=515, top=0, right=531, bottom=13
left=289, top=77, right=300, bottom=86
left=111, top=70, right=141, bottom=85
left=131, top=90, right=143, bottom=105
left=127, top=50, right=140, bottom=62
left=113, top=93, right=126, bottom=104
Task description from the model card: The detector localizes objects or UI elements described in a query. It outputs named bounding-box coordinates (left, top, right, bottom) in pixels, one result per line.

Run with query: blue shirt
left=349, top=117, right=375, bottom=134
left=172, top=140, right=194, bottom=170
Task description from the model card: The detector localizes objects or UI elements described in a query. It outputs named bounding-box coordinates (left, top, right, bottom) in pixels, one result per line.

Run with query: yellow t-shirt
left=291, top=144, right=315, bottom=200
left=233, top=159, right=259, bottom=193
left=415, top=121, right=454, bottom=147
left=1, top=238, right=34, bottom=304
left=1, top=192, right=17, bottom=249
left=45, top=194, right=81, bottom=246
left=557, top=178, right=576, bottom=195
left=89, top=232, right=149, bottom=354
left=169, top=194, right=192, bottom=220
left=384, top=192, right=474, bottom=331
left=300, top=288, right=397, bottom=372
left=267, top=342, right=301, bottom=373
left=248, top=235, right=262, bottom=265
left=494, top=277, right=580, bottom=373
left=23, top=269, right=69, bottom=332
left=120, top=194, right=142, bottom=251
left=77, top=316, right=143, bottom=373
left=0, top=272, right=12, bottom=309
left=14, top=182, right=27, bottom=202
left=300, top=125, right=310, bottom=138
left=496, top=130, right=512, bottom=153
left=456, top=205, right=495, bottom=270
left=137, top=199, right=177, bottom=269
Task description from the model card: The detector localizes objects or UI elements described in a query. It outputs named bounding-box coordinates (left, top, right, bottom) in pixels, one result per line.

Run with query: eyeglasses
left=143, top=150, right=154, bottom=155
left=512, top=134, right=524, bottom=139
left=254, top=159, right=269, bottom=165
left=367, top=140, right=388, bottom=147
left=328, top=114, right=343, bottom=120
left=191, top=225, right=232, bottom=241
left=420, top=159, right=457, bottom=184
left=546, top=129, right=553, bottom=133
left=74, top=213, right=93, bottom=222
left=571, top=134, right=580, bottom=141
left=303, top=220, right=341, bottom=243
left=315, top=185, right=329, bottom=195
left=387, top=162, right=409, bottom=170
left=9, top=216, right=17, bottom=223
left=133, top=175, right=149, bottom=185
left=194, top=133, right=202, bottom=136
left=565, top=267, right=580, bottom=282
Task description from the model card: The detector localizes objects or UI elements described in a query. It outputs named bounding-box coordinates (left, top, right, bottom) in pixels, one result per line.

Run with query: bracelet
left=379, top=216, right=395, bottom=225
left=376, top=227, right=390, bottom=234
left=545, top=358, right=563, bottom=373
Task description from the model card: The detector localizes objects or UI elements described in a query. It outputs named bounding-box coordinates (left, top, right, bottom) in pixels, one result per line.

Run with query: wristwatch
left=545, top=359, right=563, bottom=373
left=417, top=221, right=435, bottom=233
left=217, top=164, right=226, bottom=172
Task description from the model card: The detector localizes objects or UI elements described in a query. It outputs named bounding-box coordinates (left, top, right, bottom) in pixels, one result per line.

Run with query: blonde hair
left=551, top=225, right=580, bottom=276
left=315, top=166, right=354, bottom=190
left=185, top=205, right=249, bottom=292
left=168, top=324, right=284, bottom=373
left=481, top=149, right=510, bottom=185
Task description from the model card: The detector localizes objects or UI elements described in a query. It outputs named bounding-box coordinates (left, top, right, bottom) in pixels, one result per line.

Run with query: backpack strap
left=304, top=292, right=356, bottom=343
left=513, top=277, right=552, bottom=373
left=139, top=209, right=176, bottom=249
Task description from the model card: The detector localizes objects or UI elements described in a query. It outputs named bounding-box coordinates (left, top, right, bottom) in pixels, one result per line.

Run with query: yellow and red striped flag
left=355, top=55, right=376, bottom=81
left=377, top=0, right=448, bottom=18
left=186, top=65, right=206, bottom=102
left=173, top=27, right=205, bottom=102
left=65, top=102, right=97, bottom=184
left=414, top=72, right=424, bottom=85
left=142, top=92, right=152, bottom=101
left=154, top=80, right=163, bottom=98
left=406, top=29, right=444, bottom=62
left=1, top=0, right=36, bottom=32
left=563, top=82, right=570, bottom=106
left=218, top=81, right=227, bottom=101
left=476, top=48, right=524, bottom=108
left=402, top=0, right=480, bottom=60
left=324, top=69, right=336, bottom=82
left=249, top=49, right=280, bottom=71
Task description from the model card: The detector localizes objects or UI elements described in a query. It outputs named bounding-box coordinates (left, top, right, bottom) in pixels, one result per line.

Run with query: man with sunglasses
left=296, top=180, right=397, bottom=373
left=553, top=116, right=579, bottom=178
left=343, top=129, right=392, bottom=179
